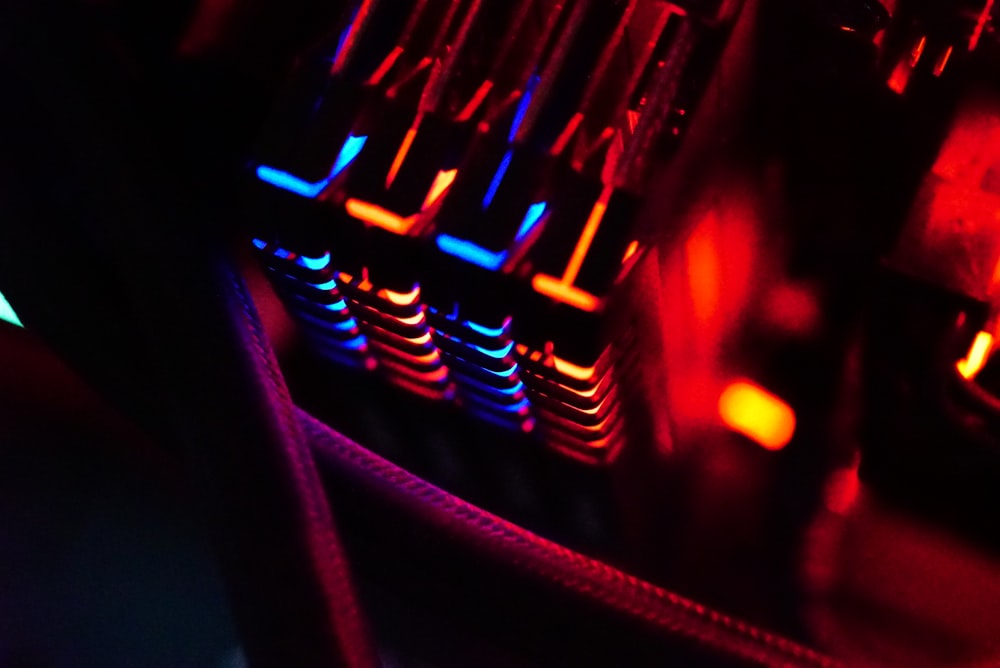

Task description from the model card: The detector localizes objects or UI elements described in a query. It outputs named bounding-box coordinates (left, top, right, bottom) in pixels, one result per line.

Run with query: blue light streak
left=255, top=134, right=368, bottom=198
left=509, top=74, right=540, bottom=142
left=296, top=252, right=331, bottom=271
left=274, top=247, right=293, bottom=260
left=308, top=278, right=339, bottom=291
left=322, top=298, right=349, bottom=312
left=330, top=134, right=368, bottom=178
left=255, top=166, right=330, bottom=198
left=471, top=339, right=515, bottom=359
left=514, top=201, right=547, bottom=243
left=436, top=235, right=508, bottom=271
left=0, top=290, right=23, bottom=328
left=482, top=149, right=513, bottom=209
left=252, top=238, right=268, bottom=250
left=466, top=320, right=506, bottom=337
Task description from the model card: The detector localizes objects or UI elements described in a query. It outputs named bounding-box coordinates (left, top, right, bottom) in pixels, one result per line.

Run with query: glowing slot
left=957, top=331, right=994, bottom=380
left=530, top=185, right=612, bottom=312
left=0, top=290, right=23, bottom=328
left=515, top=202, right=547, bottom=243
left=381, top=285, right=421, bottom=306
left=436, top=235, right=508, bottom=271
left=553, top=355, right=599, bottom=383
left=718, top=380, right=796, bottom=451
left=345, top=199, right=417, bottom=235
left=421, top=169, right=458, bottom=210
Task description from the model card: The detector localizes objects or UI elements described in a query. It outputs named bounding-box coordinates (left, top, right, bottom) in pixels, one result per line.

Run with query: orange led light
left=531, top=185, right=613, bottom=312
left=380, top=285, right=421, bottom=306
left=552, top=355, right=599, bottom=383
left=531, top=275, right=601, bottom=312
left=345, top=199, right=417, bottom=235
left=386, top=125, right=419, bottom=188
left=622, top=240, right=639, bottom=264
left=421, top=169, right=458, bottom=210
left=957, top=331, right=994, bottom=380
left=718, top=380, right=796, bottom=451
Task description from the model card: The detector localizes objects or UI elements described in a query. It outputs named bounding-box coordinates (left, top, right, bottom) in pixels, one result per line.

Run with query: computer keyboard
left=248, top=0, right=741, bottom=464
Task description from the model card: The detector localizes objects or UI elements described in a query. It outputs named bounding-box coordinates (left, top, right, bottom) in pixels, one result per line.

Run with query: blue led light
left=309, top=278, right=339, bottom=291
left=514, top=201, right=547, bottom=243
left=436, top=235, right=508, bottom=271
left=466, top=320, right=506, bottom=337
left=256, top=166, right=330, bottom=198
left=252, top=238, right=268, bottom=250
left=482, top=149, right=513, bottom=209
left=330, top=134, right=368, bottom=178
left=471, top=339, right=515, bottom=359
left=509, top=74, right=540, bottom=142
left=255, top=134, right=368, bottom=198
left=505, top=397, right=531, bottom=413
left=274, top=247, right=293, bottom=260
left=0, top=290, right=23, bottom=328
left=340, top=334, right=368, bottom=350
left=296, top=252, right=331, bottom=271
left=322, top=298, right=349, bottom=312
left=295, top=308, right=359, bottom=333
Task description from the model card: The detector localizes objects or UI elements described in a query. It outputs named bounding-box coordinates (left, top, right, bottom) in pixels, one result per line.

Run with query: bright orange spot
left=386, top=126, right=418, bottom=188
left=552, top=355, right=599, bottom=383
left=344, top=199, right=417, bottom=234
left=421, top=169, right=458, bottom=210
left=531, top=274, right=601, bottom=312
left=621, top=240, right=639, bottom=264
left=718, top=380, right=796, bottom=450
left=380, top=285, right=421, bottom=306
left=565, top=186, right=613, bottom=285
left=957, top=331, right=994, bottom=380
